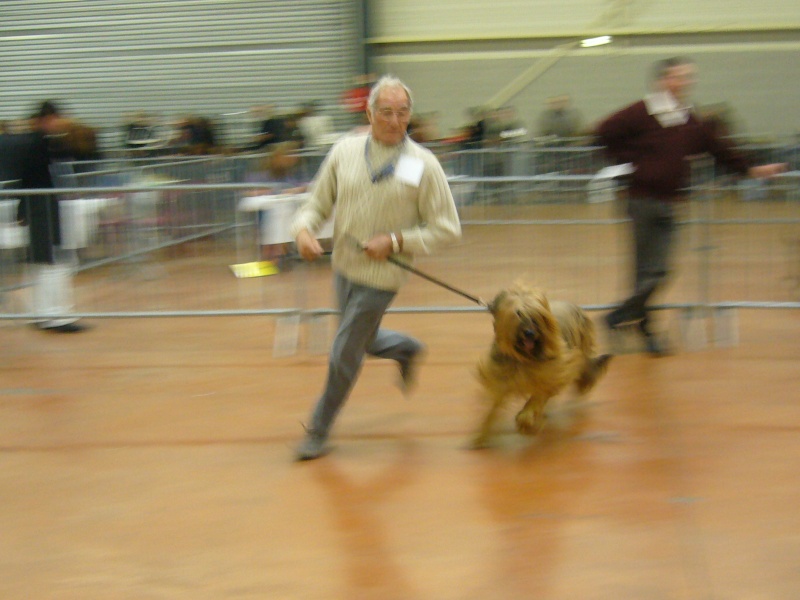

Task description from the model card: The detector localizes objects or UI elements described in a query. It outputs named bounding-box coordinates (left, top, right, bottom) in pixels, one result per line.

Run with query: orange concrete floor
left=1, top=309, right=798, bottom=599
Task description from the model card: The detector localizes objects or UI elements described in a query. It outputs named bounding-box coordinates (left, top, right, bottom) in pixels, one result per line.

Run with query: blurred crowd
left=1, top=100, right=101, bottom=163
left=0, top=82, right=754, bottom=166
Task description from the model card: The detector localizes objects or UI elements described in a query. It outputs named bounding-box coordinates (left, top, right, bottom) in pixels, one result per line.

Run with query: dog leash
left=344, top=233, right=487, bottom=308
left=387, top=255, right=487, bottom=308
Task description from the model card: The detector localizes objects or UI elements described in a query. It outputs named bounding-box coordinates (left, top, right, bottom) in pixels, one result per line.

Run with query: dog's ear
left=537, top=292, right=551, bottom=313
left=488, top=290, right=506, bottom=315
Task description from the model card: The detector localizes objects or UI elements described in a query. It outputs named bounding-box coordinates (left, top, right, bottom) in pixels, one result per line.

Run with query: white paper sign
left=592, top=163, right=636, bottom=181
left=394, top=155, right=424, bottom=187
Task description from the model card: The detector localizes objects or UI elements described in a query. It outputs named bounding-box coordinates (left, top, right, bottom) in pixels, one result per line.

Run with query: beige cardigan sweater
left=291, top=133, right=461, bottom=291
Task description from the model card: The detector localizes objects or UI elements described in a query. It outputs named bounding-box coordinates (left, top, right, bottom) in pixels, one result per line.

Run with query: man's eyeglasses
left=375, top=107, right=411, bottom=121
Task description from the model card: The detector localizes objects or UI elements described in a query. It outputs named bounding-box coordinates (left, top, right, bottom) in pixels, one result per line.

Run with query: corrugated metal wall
left=0, top=0, right=363, bottom=150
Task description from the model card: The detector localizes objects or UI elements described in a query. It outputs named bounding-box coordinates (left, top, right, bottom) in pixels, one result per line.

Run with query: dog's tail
left=576, top=353, right=612, bottom=394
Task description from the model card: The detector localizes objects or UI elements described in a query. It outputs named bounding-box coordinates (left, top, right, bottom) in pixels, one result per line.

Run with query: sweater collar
left=645, top=91, right=691, bottom=127
left=365, top=135, right=406, bottom=184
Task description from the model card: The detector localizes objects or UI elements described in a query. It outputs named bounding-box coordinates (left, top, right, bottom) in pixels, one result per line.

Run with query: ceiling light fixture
left=581, top=35, right=612, bottom=48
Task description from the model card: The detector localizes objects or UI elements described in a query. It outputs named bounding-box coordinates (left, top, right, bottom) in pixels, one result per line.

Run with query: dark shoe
left=603, top=311, right=620, bottom=331
left=643, top=333, right=670, bottom=357
left=295, top=429, right=330, bottom=461
left=398, top=348, right=426, bottom=395
left=635, top=318, right=670, bottom=357
left=37, top=322, right=90, bottom=333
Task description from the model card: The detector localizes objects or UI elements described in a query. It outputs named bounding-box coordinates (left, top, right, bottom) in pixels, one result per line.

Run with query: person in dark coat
left=595, top=57, right=783, bottom=355
left=2, top=130, right=61, bottom=264
left=1, top=104, right=87, bottom=332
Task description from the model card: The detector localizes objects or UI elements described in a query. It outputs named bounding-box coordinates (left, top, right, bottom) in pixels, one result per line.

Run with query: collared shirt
left=644, top=91, right=692, bottom=128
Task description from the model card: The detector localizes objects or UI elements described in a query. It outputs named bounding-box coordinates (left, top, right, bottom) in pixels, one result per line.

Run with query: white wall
left=370, top=0, right=800, bottom=40
left=368, top=1, right=800, bottom=138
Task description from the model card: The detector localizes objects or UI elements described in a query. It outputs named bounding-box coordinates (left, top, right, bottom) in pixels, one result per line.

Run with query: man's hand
left=295, top=229, right=323, bottom=262
left=362, top=233, right=394, bottom=261
left=748, top=163, right=787, bottom=179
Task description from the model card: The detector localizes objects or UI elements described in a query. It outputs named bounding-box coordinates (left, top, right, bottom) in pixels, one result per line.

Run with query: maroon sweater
left=597, top=100, right=751, bottom=200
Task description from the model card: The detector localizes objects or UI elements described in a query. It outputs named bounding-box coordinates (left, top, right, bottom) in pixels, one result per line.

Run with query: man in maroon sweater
left=596, top=57, right=785, bottom=355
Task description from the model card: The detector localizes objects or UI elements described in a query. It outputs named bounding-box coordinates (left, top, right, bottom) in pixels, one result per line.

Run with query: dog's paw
left=515, top=411, right=545, bottom=435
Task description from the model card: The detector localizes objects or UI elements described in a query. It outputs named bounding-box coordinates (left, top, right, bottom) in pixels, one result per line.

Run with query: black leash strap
left=342, top=232, right=486, bottom=308
left=386, top=254, right=487, bottom=308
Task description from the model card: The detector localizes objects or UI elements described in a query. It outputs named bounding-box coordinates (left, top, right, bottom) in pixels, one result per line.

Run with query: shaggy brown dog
left=471, top=283, right=612, bottom=448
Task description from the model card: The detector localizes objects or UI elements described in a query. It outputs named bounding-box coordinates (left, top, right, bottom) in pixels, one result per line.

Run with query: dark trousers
left=608, top=195, right=677, bottom=330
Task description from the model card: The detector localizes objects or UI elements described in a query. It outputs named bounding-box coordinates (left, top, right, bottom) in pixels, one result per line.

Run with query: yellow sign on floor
left=229, top=260, right=279, bottom=278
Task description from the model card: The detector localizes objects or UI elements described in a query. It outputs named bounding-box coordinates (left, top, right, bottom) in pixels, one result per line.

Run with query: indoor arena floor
left=1, top=308, right=798, bottom=599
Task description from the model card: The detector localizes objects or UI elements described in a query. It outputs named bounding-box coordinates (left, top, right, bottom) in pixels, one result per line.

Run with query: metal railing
left=2, top=147, right=798, bottom=347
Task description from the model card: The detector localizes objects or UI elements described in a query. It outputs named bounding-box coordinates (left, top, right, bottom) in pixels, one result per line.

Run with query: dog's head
left=489, top=283, right=561, bottom=362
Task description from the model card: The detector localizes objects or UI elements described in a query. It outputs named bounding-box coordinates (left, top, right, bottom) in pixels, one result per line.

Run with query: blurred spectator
left=496, top=105, right=528, bottom=142
left=244, top=141, right=306, bottom=263
left=35, top=100, right=71, bottom=139
left=298, top=101, right=334, bottom=148
left=34, top=99, right=100, bottom=162
left=537, top=94, right=583, bottom=141
left=124, top=112, right=160, bottom=149
left=64, top=122, right=100, bottom=162
left=31, top=100, right=101, bottom=174
left=341, top=72, right=376, bottom=113
left=280, top=111, right=305, bottom=148
left=408, top=111, right=441, bottom=144
left=252, top=104, right=286, bottom=151
left=189, top=116, right=217, bottom=153
left=172, top=116, right=217, bottom=155
left=263, top=142, right=304, bottom=192
left=0, top=101, right=89, bottom=332
left=459, top=106, right=487, bottom=149
left=341, top=72, right=376, bottom=125
left=171, top=118, right=191, bottom=150
left=480, top=107, right=507, bottom=178
left=454, top=106, right=489, bottom=180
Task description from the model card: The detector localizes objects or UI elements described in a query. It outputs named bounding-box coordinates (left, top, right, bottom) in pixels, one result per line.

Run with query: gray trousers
left=608, top=195, right=677, bottom=329
left=307, top=273, right=423, bottom=436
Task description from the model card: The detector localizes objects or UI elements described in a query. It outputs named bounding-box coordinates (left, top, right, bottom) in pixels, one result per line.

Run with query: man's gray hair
left=367, top=75, right=414, bottom=112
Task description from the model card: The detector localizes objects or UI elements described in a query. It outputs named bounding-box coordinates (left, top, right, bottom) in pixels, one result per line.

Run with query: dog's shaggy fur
left=471, top=283, right=612, bottom=448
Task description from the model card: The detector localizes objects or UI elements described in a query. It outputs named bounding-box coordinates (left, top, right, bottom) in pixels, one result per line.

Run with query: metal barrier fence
left=2, top=143, right=798, bottom=351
